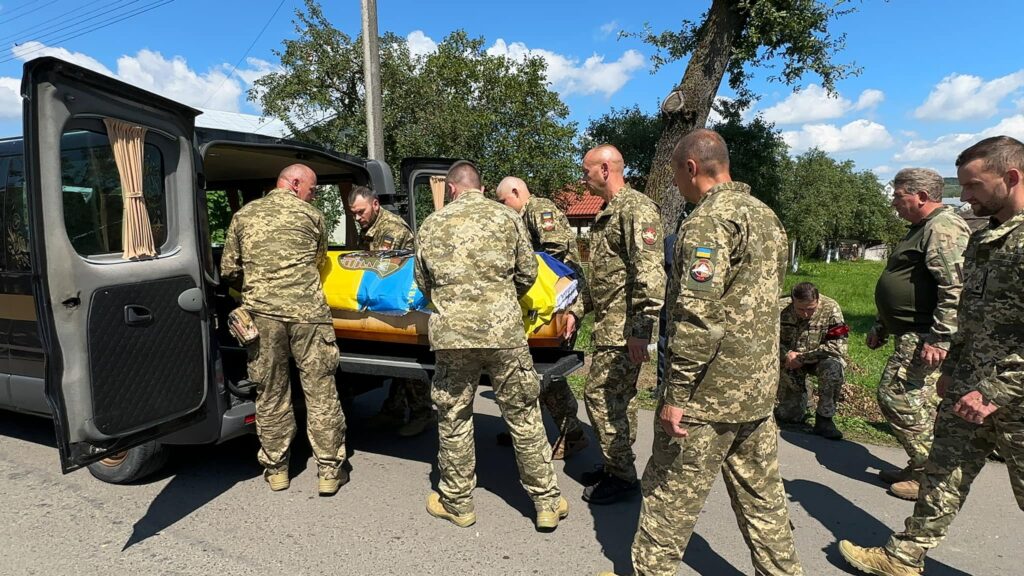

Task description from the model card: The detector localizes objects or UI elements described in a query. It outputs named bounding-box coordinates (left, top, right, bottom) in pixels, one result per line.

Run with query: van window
left=60, top=130, right=166, bottom=257
left=4, top=157, right=30, bottom=271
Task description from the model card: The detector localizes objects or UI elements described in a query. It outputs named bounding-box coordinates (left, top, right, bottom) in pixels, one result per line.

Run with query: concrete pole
left=361, top=0, right=384, bottom=160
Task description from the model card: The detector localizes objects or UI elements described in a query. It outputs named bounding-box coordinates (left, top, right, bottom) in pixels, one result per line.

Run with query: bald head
left=671, top=129, right=732, bottom=203
left=495, top=176, right=531, bottom=212
left=582, top=144, right=627, bottom=199
left=277, top=163, right=318, bottom=202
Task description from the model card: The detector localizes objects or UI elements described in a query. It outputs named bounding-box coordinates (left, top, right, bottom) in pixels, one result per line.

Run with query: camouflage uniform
left=355, top=208, right=431, bottom=424
left=520, top=196, right=586, bottom=438
left=776, top=295, right=849, bottom=421
left=871, top=206, right=970, bottom=473
left=885, top=209, right=1024, bottom=568
left=632, top=182, right=802, bottom=576
left=587, top=186, right=666, bottom=483
left=221, top=188, right=346, bottom=480
left=414, top=189, right=562, bottom=515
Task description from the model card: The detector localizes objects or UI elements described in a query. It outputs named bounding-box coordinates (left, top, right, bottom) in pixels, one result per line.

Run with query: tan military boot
left=426, top=492, right=476, bottom=528
left=551, top=430, right=589, bottom=460
left=888, top=479, right=920, bottom=501
left=265, top=471, right=290, bottom=492
left=839, top=540, right=922, bottom=576
left=536, top=497, right=569, bottom=531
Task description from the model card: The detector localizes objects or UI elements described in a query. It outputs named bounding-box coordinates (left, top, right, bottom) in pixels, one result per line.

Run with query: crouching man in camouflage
left=414, top=161, right=566, bottom=531
left=776, top=281, right=849, bottom=440
left=840, top=136, right=1024, bottom=575
left=221, top=164, right=347, bottom=495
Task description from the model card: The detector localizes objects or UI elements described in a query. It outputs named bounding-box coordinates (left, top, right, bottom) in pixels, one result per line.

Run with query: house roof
left=564, top=194, right=605, bottom=218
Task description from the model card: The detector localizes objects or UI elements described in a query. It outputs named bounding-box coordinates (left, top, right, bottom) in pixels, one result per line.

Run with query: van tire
left=87, top=442, right=168, bottom=484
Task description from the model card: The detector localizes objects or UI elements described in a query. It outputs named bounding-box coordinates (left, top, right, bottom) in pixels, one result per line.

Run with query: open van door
left=22, top=57, right=211, bottom=473
left=399, top=158, right=457, bottom=232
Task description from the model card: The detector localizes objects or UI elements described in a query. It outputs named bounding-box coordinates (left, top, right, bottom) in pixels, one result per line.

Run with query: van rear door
left=23, top=57, right=211, bottom=473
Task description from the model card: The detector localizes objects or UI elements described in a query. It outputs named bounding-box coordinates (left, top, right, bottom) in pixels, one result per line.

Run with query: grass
left=567, top=259, right=899, bottom=446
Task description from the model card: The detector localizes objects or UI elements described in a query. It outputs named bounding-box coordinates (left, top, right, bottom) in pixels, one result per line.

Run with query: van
left=1, top=57, right=583, bottom=484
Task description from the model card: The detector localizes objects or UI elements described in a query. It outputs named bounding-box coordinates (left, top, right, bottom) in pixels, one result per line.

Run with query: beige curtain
left=429, top=175, right=446, bottom=211
left=104, top=118, right=156, bottom=260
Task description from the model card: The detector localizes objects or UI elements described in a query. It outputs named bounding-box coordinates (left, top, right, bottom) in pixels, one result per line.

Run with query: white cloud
left=895, top=114, right=1024, bottom=164
left=760, top=84, right=884, bottom=125
left=598, top=20, right=618, bottom=38
left=782, top=119, right=895, bottom=153
left=11, top=41, right=114, bottom=76
left=487, top=39, right=644, bottom=98
left=115, top=49, right=243, bottom=111
left=406, top=30, right=437, bottom=59
left=0, top=77, right=21, bottom=119
left=234, top=57, right=281, bottom=86
left=871, top=165, right=894, bottom=179
left=914, top=71, right=1024, bottom=121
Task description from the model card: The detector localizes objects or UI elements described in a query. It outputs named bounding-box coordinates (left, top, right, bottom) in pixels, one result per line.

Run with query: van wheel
left=87, top=442, right=168, bottom=484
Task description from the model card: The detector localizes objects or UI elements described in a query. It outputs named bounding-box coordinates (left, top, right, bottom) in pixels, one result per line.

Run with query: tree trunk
left=644, top=0, right=749, bottom=232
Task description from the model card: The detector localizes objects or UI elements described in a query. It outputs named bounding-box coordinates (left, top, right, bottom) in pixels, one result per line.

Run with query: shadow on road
left=781, top=429, right=896, bottom=487
left=787, top=478, right=971, bottom=576
left=0, top=411, right=58, bottom=448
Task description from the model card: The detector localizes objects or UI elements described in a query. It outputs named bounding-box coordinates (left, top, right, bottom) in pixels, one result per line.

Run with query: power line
left=0, top=0, right=140, bottom=48
left=201, top=0, right=286, bottom=108
left=0, top=0, right=174, bottom=65
left=0, top=0, right=60, bottom=26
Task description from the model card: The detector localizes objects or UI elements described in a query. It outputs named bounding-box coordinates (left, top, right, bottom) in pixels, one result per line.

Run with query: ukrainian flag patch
left=695, top=246, right=713, bottom=258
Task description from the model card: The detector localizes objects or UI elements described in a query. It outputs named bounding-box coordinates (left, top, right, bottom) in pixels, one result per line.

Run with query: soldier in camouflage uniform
left=616, top=130, right=803, bottom=576
left=580, top=145, right=666, bottom=505
left=221, top=164, right=347, bottom=495
left=348, top=185, right=434, bottom=437
left=495, top=176, right=589, bottom=460
left=867, top=168, right=971, bottom=500
left=414, top=161, right=567, bottom=531
left=840, top=136, right=1024, bottom=576
left=776, top=282, right=849, bottom=440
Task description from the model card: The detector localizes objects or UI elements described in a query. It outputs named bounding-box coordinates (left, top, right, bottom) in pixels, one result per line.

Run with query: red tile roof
left=564, top=194, right=605, bottom=218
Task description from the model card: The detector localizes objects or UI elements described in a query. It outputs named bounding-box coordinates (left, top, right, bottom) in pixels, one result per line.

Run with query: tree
left=779, top=149, right=903, bottom=257
left=711, top=112, right=789, bottom=212
left=252, top=0, right=578, bottom=216
left=627, top=0, right=861, bottom=230
left=581, top=106, right=663, bottom=192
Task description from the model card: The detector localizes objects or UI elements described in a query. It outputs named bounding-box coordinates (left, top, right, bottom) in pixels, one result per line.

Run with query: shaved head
left=584, top=144, right=625, bottom=175
left=276, top=163, right=318, bottom=202
left=582, top=144, right=627, bottom=200
left=495, top=176, right=531, bottom=212
left=672, top=129, right=730, bottom=176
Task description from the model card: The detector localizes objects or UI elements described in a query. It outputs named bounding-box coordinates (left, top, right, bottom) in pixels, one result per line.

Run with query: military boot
left=888, top=479, right=920, bottom=501
left=265, top=470, right=290, bottom=492
left=426, top=492, right=476, bottom=528
left=318, top=467, right=350, bottom=496
left=878, top=466, right=914, bottom=485
left=397, top=410, right=437, bottom=437
left=839, top=540, right=922, bottom=576
left=583, top=474, right=639, bottom=505
left=813, top=415, right=844, bottom=440
left=551, top=430, right=589, bottom=460
left=535, top=497, right=569, bottom=531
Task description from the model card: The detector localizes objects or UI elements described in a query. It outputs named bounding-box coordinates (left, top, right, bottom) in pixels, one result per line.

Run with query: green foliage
left=206, top=190, right=232, bottom=245
left=581, top=106, right=663, bottom=192
left=628, top=0, right=861, bottom=107
left=779, top=149, right=905, bottom=254
left=711, top=113, right=790, bottom=211
left=253, top=0, right=578, bottom=196
left=313, top=185, right=345, bottom=236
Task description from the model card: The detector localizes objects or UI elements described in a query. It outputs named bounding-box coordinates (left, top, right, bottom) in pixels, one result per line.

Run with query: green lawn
left=567, top=259, right=898, bottom=446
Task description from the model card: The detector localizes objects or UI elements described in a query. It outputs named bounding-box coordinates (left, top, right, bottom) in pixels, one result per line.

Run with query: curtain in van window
left=430, top=175, right=445, bottom=211
left=103, top=118, right=156, bottom=259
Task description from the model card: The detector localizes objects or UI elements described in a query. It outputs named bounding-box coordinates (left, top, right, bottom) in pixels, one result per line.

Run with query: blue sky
left=0, top=0, right=1022, bottom=180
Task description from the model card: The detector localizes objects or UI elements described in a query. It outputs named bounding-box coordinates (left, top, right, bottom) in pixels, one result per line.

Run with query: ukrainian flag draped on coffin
left=320, top=250, right=578, bottom=332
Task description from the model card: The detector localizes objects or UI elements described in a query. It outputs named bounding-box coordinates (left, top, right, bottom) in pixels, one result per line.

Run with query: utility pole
left=361, top=0, right=384, bottom=160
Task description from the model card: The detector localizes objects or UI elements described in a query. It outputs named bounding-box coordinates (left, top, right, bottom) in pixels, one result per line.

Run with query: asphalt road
left=1, top=387, right=1018, bottom=576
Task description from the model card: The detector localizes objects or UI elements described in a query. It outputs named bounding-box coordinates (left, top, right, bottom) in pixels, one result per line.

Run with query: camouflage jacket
left=357, top=207, right=415, bottom=251
left=873, top=205, right=970, bottom=348
left=662, top=182, right=789, bottom=423
left=521, top=196, right=588, bottom=317
left=414, top=190, right=537, bottom=350
left=942, top=209, right=1024, bottom=410
left=589, top=185, right=666, bottom=347
left=221, top=188, right=331, bottom=324
left=779, top=294, right=848, bottom=364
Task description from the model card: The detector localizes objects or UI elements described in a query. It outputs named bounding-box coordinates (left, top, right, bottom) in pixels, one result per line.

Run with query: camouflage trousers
left=541, top=376, right=583, bottom=436
left=632, top=413, right=803, bottom=576
left=886, top=399, right=1024, bottom=568
left=432, top=347, right=561, bottom=515
left=378, top=377, right=433, bottom=421
left=584, top=347, right=642, bottom=482
left=876, top=332, right=941, bottom=472
left=775, top=357, right=845, bottom=420
left=247, top=316, right=346, bottom=479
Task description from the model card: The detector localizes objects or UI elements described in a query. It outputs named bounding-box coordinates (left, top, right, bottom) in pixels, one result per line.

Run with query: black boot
left=813, top=415, right=843, bottom=440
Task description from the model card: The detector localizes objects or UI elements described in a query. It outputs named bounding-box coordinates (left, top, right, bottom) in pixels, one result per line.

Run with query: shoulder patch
left=689, top=258, right=714, bottom=283
left=641, top=222, right=658, bottom=246
left=541, top=211, right=555, bottom=231
left=380, top=235, right=395, bottom=251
